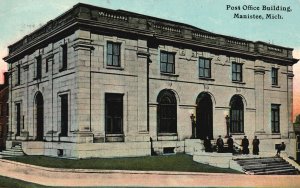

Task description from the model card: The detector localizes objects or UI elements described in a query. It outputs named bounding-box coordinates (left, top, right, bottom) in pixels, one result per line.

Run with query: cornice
left=3, top=3, right=299, bottom=65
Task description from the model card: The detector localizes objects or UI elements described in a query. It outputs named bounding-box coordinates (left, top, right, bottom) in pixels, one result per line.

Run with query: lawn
left=5, top=154, right=240, bottom=173
left=0, top=175, right=48, bottom=188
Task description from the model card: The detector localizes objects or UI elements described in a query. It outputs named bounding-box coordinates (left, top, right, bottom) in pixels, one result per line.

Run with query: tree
left=294, top=115, right=300, bottom=131
left=295, top=114, right=300, bottom=124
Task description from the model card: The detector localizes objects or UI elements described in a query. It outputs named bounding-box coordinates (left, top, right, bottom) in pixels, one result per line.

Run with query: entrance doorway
left=196, top=92, right=213, bottom=139
left=35, top=92, right=44, bottom=141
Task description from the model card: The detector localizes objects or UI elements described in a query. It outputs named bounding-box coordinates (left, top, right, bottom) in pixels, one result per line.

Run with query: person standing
left=216, top=135, right=224, bottom=153
left=241, top=136, right=249, bottom=154
left=227, top=135, right=234, bottom=153
left=203, top=136, right=212, bottom=152
left=252, top=136, right=260, bottom=155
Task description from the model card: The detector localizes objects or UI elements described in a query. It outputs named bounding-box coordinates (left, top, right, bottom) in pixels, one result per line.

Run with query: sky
left=0, top=0, right=299, bottom=120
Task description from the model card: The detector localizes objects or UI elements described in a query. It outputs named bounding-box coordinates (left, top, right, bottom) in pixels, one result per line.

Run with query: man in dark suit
left=252, top=136, right=260, bottom=155
left=216, top=135, right=224, bottom=153
left=241, top=136, right=249, bottom=154
left=227, top=135, right=234, bottom=153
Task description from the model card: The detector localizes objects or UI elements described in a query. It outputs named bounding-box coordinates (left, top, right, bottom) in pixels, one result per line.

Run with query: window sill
left=158, top=133, right=178, bottom=136
left=272, top=85, right=280, bottom=88
left=59, top=68, right=67, bottom=72
left=105, top=133, right=124, bottom=136
left=199, top=77, right=214, bottom=81
left=232, top=81, right=246, bottom=84
left=106, top=66, right=124, bottom=70
left=230, top=133, right=245, bottom=135
left=33, top=77, right=41, bottom=80
left=59, top=136, right=68, bottom=138
left=105, top=134, right=124, bottom=142
left=160, top=73, right=179, bottom=77
left=157, top=133, right=178, bottom=141
left=272, top=133, right=281, bottom=135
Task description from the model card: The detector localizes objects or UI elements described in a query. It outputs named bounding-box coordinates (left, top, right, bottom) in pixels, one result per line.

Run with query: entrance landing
left=193, top=151, right=300, bottom=175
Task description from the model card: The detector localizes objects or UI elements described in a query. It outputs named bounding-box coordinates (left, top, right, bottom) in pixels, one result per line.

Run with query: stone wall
left=6, top=27, right=295, bottom=158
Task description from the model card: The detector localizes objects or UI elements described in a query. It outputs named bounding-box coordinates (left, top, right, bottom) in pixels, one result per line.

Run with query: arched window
left=157, top=90, right=177, bottom=133
left=230, top=95, right=244, bottom=133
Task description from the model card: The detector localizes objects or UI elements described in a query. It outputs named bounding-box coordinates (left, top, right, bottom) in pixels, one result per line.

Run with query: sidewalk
left=0, top=159, right=300, bottom=187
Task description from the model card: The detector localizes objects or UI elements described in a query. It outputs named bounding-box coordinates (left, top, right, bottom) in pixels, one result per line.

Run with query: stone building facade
left=3, top=3, right=298, bottom=158
left=0, top=73, right=8, bottom=150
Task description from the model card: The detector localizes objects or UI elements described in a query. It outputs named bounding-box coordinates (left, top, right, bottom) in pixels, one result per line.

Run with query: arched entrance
left=196, top=92, right=213, bottom=139
left=35, top=92, right=44, bottom=141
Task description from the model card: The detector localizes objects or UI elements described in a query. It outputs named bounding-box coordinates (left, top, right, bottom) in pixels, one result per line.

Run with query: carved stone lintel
left=45, top=53, right=54, bottom=59
left=254, top=69, right=265, bottom=75
left=192, top=51, right=197, bottom=58
left=137, top=51, right=150, bottom=57
left=287, top=73, right=294, bottom=78
left=179, top=49, right=185, bottom=56
left=22, top=64, right=29, bottom=71
left=204, top=84, right=209, bottom=91
left=73, top=43, right=94, bottom=51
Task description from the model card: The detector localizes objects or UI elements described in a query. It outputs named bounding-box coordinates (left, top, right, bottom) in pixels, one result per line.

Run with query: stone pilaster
left=136, top=40, right=149, bottom=133
left=7, top=70, right=12, bottom=141
left=287, top=66, right=294, bottom=138
left=23, top=60, right=29, bottom=138
left=73, top=30, right=94, bottom=139
left=254, top=61, right=265, bottom=133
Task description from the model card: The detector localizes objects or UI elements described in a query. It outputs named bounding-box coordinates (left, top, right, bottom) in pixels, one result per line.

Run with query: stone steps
left=242, top=163, right=290, bottom=170
left=237, top=156, right=283, bottom=163
left=0, top=144, right=24, bottom=158
left=234, top=156, right=299, bottom=175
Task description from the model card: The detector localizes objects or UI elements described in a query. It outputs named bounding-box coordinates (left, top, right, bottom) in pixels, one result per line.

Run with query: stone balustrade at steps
left=234, top=156, right=299, bottom=175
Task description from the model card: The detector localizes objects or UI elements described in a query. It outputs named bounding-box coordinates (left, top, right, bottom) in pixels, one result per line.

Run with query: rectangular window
left=60, top=94, right=68, bottom=136
left=232, top=62, right=242, bottom=82
left=272, top=68, right=278, bottom=85
left=45, top=58, right=49, bottom=73
left=36, top=55, right=42, bottom=79
left=107, top=42, right=121, bottom=67
left=199, top=58, right=211, bottom=78
left=0, top=104, right=3, bottom=116
left=60, top=44, right=68, bottom=71
left=160, top=52, right=175, bottom=74
left=271, top=104, right=280, bottom=133
left=16, top=64, right=20, bottom=85
left=105, top=93, right=123, bottom=134
left=6, top=103, right=9, bottom=117
left=16, top=103, right=21, bottom=136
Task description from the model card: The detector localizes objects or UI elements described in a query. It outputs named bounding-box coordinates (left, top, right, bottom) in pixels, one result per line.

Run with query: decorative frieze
left=98, top=11, right=128, bottom=21
left=153, top=23, right=181, bottom=34
left=192, top=32, right=216, bottom=40
left=267, top=46, right=283, bottom=53
left=227, top=39, right=248, bottom=47
left=4, top=3, right=296, bottom=65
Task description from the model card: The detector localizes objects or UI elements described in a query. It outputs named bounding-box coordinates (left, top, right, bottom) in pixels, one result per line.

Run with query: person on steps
left=241, top=136, right=249, bottom=154
left=204, top=136, right=212, bottom=152
left=252, top=136, right=260, bottom=155
left=227, top=135, right=234, bottom=153
left=216, top=135, right=224, bottom=153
